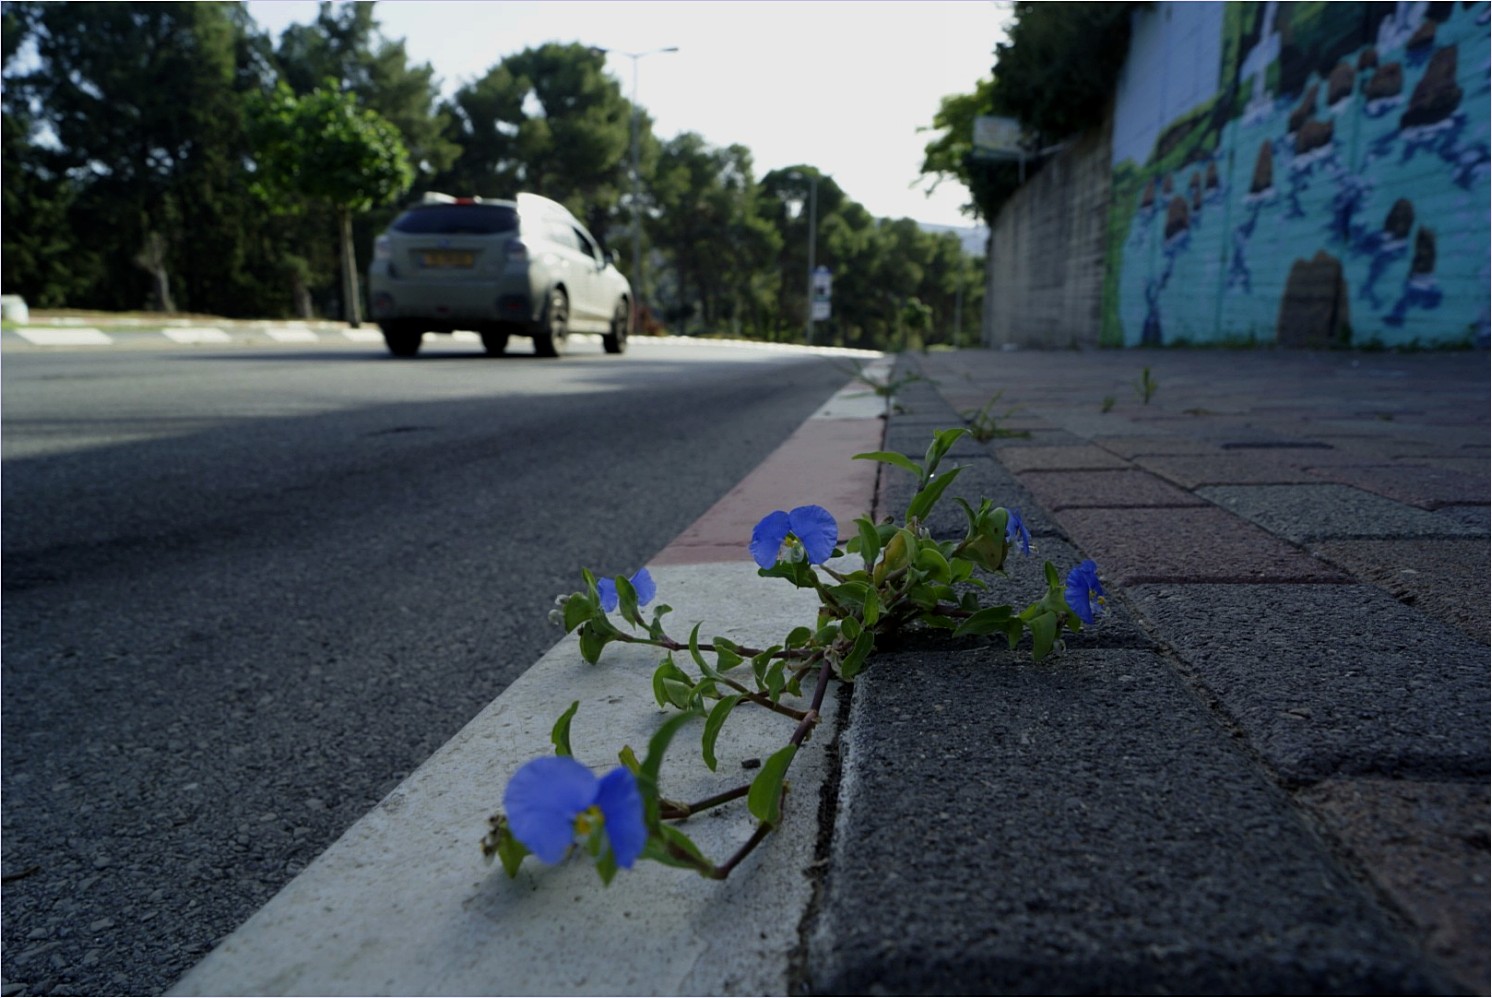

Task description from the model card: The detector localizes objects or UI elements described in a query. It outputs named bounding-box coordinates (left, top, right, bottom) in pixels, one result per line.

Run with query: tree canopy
left=2, top=0, right=984, bottom=348
left=920, top=2, right=1135, bottom=222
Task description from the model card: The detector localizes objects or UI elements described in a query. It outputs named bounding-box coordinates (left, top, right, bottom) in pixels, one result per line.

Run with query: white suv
left=367, top=193, right=632, bottom=358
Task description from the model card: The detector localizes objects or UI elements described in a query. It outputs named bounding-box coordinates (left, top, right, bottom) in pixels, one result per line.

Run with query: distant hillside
left=918, top=223, right=989, bottom=257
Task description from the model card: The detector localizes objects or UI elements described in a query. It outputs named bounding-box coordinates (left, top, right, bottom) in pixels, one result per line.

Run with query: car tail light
left=374, top=235, right=391, bottom=261
left=505, top=238, right=528, bottom=261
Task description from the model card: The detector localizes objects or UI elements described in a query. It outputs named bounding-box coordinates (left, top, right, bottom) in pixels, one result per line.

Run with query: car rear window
left=391, top=204, right=518, bottom=235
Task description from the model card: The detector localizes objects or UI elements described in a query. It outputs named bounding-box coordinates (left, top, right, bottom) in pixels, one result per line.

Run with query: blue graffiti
left=1385, top=276, right=1444, bottom=326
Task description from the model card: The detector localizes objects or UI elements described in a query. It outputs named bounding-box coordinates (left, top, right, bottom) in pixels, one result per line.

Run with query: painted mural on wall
left=1103, top=1, right=1490, bottom=348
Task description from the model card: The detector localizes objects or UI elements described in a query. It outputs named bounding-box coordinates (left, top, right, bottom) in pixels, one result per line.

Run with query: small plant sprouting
left=484, top=428, right=1109, bottom=885
left=962, top=391, right=1031, bottom=442
left=838, top=359, right=925, bottom=401
left=1100, top=395, right=1116, bottom=413
left=1135, top=366, right=1158, bottom=405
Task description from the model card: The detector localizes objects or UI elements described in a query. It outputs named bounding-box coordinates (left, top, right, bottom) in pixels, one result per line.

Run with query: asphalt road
left=0, top=336, right=855, bottom=996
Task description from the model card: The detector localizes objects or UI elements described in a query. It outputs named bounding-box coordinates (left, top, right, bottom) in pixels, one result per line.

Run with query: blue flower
left=503, top=756, right=646, bottom=869
left=1006, top=507, right=1032, bottom=556
left=596, top=568, right=655, bottom=612
left=1064, top=559, right=1106, bottom=624
left=750, top=505, right=839, bottom=568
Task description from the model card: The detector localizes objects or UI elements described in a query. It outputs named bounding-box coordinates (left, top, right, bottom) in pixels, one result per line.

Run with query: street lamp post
left=789, top=171, right=819, bottom=346
left=593, top=45, right=678, bottom=328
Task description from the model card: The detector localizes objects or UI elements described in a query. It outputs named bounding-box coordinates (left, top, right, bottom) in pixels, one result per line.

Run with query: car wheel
left=532, top=288, right=569, bottom=358
left=381, top=322, right=422, bottom=358
left=481, top=327, right=509, bottom=357
left=602, top=300, right=630, bottom=354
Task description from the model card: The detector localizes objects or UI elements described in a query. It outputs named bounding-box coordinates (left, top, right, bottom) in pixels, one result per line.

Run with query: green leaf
left=642, top=825, right=712, bottom=875
left=853, top=450, right=924, bottom=478
left=757, top=558, right=819, bottom=589
left=907, top=466, right=965, bottom=523
left=701, top=695, right=742, bottom=771
left=953, top=605, right=1015, bottom=638
left=647, top=602, right=674, bottom=641
left=578, top=622, right=608, bottom=664
left=662, top=678, right=695, bottom=711
left=838, top=629, right=875, bottom=680
left=862, top=586, right=881, bottom=628
left=923, top=427, right=970, bottom=476
left=594, top=849, right=619, bottom=885
left=785, top=626, right=814, bottom=648
left=687, top=624, right=722, bottom=680
left=652, top=656, right=689, bottom=708
left=494, top=820, right=530, bottom=879
left=763, top=659, right=788, bottom=701
left=855, top=516, right=882, bottom=569
left=615, top=574, right=643, bottom=628
left=618, top=745, right=641, bottom=774
left=550, top=700, right=579, bottom=757
left=562, top=593, right=594, bottom=633
left=1029, top=611, right=1058, bottom=661
left=915, top=543, right=952, bottom=579
left=747, top=744, right=798, bottom=827
left=712, top=638, right=743, bottom=672
left=640, top=712, right=699, bottom=826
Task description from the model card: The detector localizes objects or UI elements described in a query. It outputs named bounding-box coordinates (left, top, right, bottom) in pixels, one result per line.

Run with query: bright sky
left=245, top=0, right=1010, bottom=230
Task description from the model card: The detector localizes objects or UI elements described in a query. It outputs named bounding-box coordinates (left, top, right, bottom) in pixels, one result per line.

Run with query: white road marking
left=15, top=327, right=112, bottom=345
left=163, top=327, right=233, bottom=344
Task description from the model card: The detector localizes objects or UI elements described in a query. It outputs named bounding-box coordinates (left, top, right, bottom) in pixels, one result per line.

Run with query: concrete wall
left=984, top=116, right=1113, bottom=349
left=984, top=1, right=1490, bottom=350
left=1104, top=1, right=1491, bottom=348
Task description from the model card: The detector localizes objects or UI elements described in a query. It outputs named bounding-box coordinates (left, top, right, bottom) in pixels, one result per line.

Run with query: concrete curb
left=2, top=322, right=883, bottom=359
left=169, top=360, right=892, bottom=995
left=809, top=349, right=1488, bottom=994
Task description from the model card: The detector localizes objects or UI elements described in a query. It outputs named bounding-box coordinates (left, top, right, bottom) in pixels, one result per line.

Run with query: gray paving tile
left=878, top=453, right=1060, bottom=540
left=1127, top=584, right=1490, bottom=782
left=1310, top=539, right=1491, bottom=645
left=1198, top=484, right=1488, bottom=542
left=1297, top=778, right=1491, bottom=995
left=807, top=647, right=1446, bottom=994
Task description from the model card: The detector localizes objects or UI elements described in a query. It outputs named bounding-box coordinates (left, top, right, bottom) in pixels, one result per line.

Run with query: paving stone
left=1092, top=435, right=1227, bottom=459
left=1300, top=464, right=1489, bottom=510
left=1055, top=507, right=1349, bottom=584
left=1017, top=468, right=1209, bottom=509
left=1310, top=538, right=1491, bottom=645
left=993, top=444, right=1131, bottom=472
left=1296, top=778, right=1489, bottom=995
left=1433, top=504, right=1491, bottom=531
left=808, top=647, right=1446, bottom=995
left=877, top=454, right=1059, bottom=541
left=1198, top=484, right=1489, bottom=542
left=1127, top=584, right=1491, bottom=783
left=1134, top=453, right=1324, bottom=488
left=971, top=428, right=1087, bottom=448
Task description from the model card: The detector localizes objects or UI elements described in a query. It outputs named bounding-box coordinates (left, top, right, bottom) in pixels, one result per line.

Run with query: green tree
left=648, top=133, right=780, bottom=334
left=2, top=1, right=278, bottom=313
left=249, top=82, right=413, bottom=326
left=920, top=2, right=1134, bottom=222
left=273, top=1, right=457, bottom=185
left=437, top=44, right=634, bottom=237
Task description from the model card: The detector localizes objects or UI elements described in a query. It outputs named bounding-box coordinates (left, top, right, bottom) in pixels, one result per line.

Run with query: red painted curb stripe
left=652, top=409, right=885, bottom=566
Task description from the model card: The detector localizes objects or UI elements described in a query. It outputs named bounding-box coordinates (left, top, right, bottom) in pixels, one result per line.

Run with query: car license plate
left=419, top=250, right=475, bottom=268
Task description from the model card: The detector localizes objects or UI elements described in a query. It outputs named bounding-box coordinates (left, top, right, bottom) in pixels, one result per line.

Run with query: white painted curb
left=171, top=564, right=842, bottom=997
left=171, top=361, right=893, bottom=996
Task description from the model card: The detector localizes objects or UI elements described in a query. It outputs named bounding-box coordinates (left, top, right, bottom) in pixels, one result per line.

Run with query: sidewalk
left=167, top=346, right=1489, bottom=995
left=807, top=348, right=1488, bottom=994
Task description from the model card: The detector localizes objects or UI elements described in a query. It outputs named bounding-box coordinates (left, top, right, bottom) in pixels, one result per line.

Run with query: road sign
left=812, top=266, right=832, bottom=320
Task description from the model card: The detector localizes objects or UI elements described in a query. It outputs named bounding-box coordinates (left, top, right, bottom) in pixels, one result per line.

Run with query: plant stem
left=660, top=784, right=751, bottom=821
left=710, top=804, right=779, bottom=879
